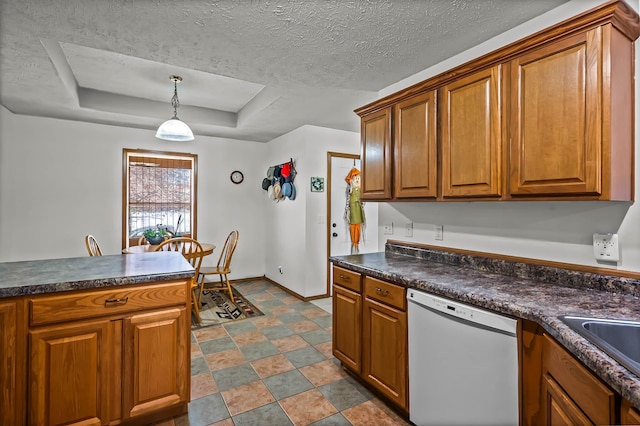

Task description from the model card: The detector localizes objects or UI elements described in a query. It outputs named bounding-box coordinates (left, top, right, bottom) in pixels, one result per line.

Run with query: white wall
left=376, top=0, right=640, bottom=272
left=0, top=106, right=362, bottom=295
left=0, top=105, right=267, bottom=279
left=263, top=125, right=360, bottom=297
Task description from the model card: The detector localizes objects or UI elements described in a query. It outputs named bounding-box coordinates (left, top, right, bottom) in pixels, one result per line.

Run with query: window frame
left=122, top=148, right=198, bottom=249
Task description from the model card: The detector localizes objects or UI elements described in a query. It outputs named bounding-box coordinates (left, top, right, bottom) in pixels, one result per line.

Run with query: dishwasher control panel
left=428, top=294, right=474, bottom=321
left=407, top=289, right=517, bottom=335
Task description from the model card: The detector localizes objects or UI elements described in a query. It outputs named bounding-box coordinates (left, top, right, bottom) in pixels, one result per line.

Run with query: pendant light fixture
left=155, top=75, right=194, bottom=141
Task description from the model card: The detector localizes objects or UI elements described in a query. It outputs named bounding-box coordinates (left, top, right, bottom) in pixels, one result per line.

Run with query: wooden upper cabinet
left=360, top=107, right=392, bottom=200
left=441, top=65, right=502, bottom=198
left=509, top=24, right=634, bottom=200
left=394, top=91, right=437, bottom=198
left=354, top=1, right=638, bottom=203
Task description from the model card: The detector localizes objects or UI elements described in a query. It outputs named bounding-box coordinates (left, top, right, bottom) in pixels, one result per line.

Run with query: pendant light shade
left=156, top=75, right=194, bottom=141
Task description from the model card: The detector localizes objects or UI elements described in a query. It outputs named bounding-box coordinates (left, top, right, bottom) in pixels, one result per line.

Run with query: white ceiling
left=0, top=0, right=570, bottom=143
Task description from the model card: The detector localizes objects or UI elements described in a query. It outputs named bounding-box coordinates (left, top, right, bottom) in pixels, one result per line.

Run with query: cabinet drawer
left=543, top=333, right=615, bottom=425
left=333, top=266, right=362, bottom=293
left=364, top=276, right=406, bottom=311
left=29, top=280, right=188, bottom=326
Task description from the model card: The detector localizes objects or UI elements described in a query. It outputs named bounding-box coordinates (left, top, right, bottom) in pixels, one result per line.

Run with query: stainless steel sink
left=559, top=316, right=640, bottom=378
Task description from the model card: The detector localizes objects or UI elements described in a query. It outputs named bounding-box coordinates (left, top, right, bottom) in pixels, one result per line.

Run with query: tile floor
left=159, top=279, right=410, bottom=426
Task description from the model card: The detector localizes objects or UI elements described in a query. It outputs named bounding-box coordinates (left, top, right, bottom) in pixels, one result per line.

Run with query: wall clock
left=230, top=170, right=244, bottom=184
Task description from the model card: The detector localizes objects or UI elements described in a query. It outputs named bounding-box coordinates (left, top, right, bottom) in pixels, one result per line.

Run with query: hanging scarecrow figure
left=344, top=167, right=365, bottom=254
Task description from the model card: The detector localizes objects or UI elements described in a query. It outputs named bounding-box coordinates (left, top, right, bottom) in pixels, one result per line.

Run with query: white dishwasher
left=407, top=288, right=519, bottom=426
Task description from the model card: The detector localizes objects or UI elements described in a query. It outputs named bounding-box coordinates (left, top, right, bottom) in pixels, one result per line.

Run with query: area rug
left=192, top=286, right=263, bottom=329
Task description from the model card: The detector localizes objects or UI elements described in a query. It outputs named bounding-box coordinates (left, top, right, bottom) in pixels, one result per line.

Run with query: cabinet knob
left=332, top=232, right=338, bottom=237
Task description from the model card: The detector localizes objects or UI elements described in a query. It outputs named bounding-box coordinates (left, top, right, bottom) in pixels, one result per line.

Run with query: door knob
left=332, top=232, right=338, bottom=237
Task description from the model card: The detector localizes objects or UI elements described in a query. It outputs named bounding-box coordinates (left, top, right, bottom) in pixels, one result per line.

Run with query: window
left=122, top=149, right=197, bottom=248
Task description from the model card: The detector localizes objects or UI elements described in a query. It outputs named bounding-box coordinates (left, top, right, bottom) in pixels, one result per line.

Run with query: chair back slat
left=85, top=235, right=103, bottom=256
left=155, top=237, right=205, bottom=275
left=217, top=230, right=239, bottom=271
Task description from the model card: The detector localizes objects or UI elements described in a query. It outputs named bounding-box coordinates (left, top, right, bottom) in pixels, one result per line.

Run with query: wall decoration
left=262, top=158, right=297, bottom=202
left=230, top=170, right=244, bottom=184
left=311, top=177, right=324, bottom=192
left=344, top=167, right=364, bottom=254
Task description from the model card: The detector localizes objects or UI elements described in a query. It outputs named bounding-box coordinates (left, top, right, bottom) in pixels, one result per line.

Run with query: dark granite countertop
left=330, top=243, right=640, bottom=410
left=0, top=252, right=195, bottom=298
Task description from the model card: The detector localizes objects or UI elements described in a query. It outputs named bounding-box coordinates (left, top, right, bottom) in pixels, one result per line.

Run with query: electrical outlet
left=435, top=225, right=443, bottom=241
left=383, top=223, right=394, bottom=235
left=405, top=222, right=413, bottom=237
left=593, top=233, right=619, bottom=262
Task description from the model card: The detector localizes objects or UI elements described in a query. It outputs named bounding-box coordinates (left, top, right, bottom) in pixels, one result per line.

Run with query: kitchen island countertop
left=0, top=252, right=195, bottom=298
left=331, top=243, right=640, bottom=410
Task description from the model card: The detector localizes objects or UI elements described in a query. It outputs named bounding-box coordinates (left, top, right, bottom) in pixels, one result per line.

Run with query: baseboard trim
left=231, top=275, right=330, bottom=302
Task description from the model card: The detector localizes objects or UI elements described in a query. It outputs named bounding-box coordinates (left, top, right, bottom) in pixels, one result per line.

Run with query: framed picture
left=311, top=177, right=324, bottom=192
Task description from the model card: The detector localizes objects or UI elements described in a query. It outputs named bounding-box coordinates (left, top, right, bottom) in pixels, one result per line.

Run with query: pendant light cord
left=171, top=78, right=180, bottom=119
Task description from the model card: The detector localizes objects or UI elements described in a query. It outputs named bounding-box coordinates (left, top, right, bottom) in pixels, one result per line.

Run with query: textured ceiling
left=0, top=0, right=570, bottom=142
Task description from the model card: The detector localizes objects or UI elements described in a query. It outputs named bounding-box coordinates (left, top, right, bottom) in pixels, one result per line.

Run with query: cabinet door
left=122, top=307, right=189, bottom=421
left=621, top=399, right=640, bottom=425
left=543, top=374, right=592, bottom=426
left=0, top=300, right=24, bottom=426
left=332, top=284, right=362, bottom=373
left=362, top=297, right=407, bottom=410
left=394, top=91, right=437, bottom=198
left=509, top=30, right=600, bottom=197
left=29, top=319, right=112, bottom=426
left=361, top=107, right=392, bottom=200
left=441, top=65, right=502, bottom=198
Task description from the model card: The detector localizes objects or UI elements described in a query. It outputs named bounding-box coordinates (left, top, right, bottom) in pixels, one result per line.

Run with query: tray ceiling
left=1, top=0, right=571, bottom=142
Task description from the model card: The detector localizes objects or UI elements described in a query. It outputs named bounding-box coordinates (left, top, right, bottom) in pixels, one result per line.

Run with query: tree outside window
left=122, top=149, right=197, bottom=248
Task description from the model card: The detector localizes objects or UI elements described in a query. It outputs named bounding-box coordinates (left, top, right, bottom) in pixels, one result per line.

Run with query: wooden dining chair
left=155, top=237, right=205, bottom=323
left=197, top=230, right=239, bottom=304
left=85, top=235, right=103, bottom=256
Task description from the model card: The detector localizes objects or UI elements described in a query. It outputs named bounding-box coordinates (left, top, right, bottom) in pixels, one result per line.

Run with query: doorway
left=326, top=152, right=378, bottom=295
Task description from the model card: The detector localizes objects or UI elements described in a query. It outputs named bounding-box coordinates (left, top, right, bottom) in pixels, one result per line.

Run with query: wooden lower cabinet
left=0, top=299, right=26, bottom=426
left=543, top=373, right=592, bottom=426
left=29, top=319, right=112, bottom=425
left=332, top=285, right=362, bottom=373
left=521, top=319, right=640, bottom=425
left=332, top=266, right=408, bottom=413
left=621, top=399, right=640, bottom=424
left=543, top=333, right=616, bottom=425
left=362, top=296, right=407, bottom=411
left=25, top=280, right=190, bottom=426
left=122, top=307, right=188, bottom=421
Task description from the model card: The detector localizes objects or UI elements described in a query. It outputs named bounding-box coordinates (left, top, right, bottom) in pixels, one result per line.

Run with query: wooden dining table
left=123, top=242, right=215, bottom=256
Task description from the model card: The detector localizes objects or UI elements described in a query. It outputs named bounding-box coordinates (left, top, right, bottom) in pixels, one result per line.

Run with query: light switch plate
left=383, top=223, right=393, bottom=235
left=435, top=225, right=443, bottom=241
left=593, top=233, right=619, bottom=262
left=405, top=222, right=413, bottom=237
